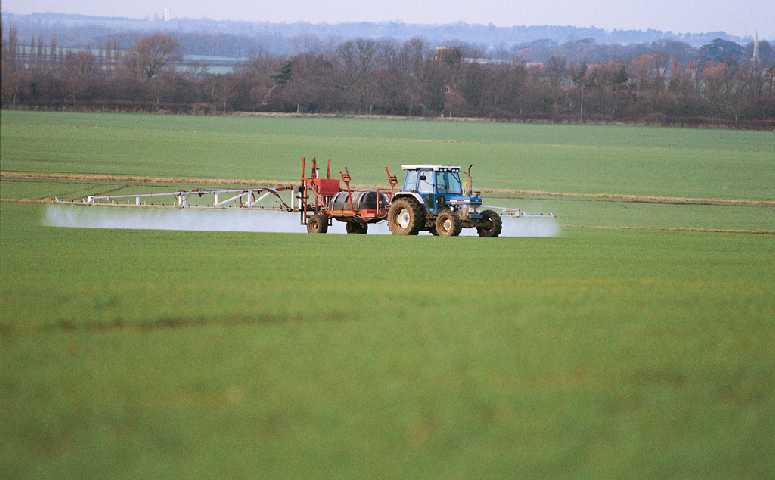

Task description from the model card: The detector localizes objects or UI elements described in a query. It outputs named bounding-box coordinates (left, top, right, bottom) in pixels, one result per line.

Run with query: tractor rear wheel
left=435, top=209, right=462, bottom=237
left=345, top=220, right=368, bottom=234
left=476, top=210, right=502, bottom=237
left=307, top=214, right=328, bottom=234
left=388, top=197, right=425, bottom=235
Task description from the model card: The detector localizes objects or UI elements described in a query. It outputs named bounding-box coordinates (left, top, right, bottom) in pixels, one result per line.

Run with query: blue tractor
left=387, top=165, right=502, bottom=237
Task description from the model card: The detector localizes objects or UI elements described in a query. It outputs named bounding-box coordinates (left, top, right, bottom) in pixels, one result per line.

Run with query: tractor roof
left=401, top=165, right=461, bottom=171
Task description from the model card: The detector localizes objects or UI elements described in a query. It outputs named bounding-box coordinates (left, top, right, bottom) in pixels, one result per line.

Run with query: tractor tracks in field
left=3, top=169, right=774, bottom=207
left=0, top=311, right=350, bottom=338
left=0, top=170, right=295, bottom=190
left=485, top=189, right=775, bottom=207
left=565, top=224, right=775, bottom=236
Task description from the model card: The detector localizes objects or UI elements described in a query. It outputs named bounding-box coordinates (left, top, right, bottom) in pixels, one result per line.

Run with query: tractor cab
left=399, top=165, right=483, bottom=215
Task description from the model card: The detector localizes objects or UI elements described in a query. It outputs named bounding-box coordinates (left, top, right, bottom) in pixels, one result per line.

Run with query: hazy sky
left=5, top=0, right=775, bottom=37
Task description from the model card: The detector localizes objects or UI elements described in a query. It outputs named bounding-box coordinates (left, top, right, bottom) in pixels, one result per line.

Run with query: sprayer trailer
left=297, top=157, right=395, bottom=234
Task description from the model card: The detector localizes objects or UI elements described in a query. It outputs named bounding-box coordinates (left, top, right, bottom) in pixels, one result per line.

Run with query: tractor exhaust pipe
left=464, top=164, right=473, bottom=196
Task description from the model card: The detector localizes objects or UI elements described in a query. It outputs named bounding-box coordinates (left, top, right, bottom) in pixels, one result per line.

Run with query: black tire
left=476, top=210, right=502, bottom=237
left=345, top=220, right=368, bottom=234
left=307, top=214, right=328, bottom=234
left=388, top=196, right=426, bottom=235
left=428, top=225, right=440, bottom=236
left=435, top=209, right=462, bottom=237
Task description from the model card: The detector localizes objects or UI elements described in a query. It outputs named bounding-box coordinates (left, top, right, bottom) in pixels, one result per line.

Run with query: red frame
left=299, top=157, right=396, bottom=226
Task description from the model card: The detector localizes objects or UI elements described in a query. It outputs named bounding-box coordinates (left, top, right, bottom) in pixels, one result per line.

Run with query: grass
left=2, top=111, right=774, bottom=199
left=1, top=203, right=774, bottom=479
left=1, top=111, right=775, bottom=478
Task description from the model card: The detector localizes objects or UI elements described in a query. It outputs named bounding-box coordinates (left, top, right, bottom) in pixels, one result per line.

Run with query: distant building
left=434, top=47, right=462, bottom=65
left=462, top=57, right=510, bottom=65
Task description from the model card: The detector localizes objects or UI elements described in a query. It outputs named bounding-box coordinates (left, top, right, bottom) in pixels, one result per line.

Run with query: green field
left=1, top=111, right=775, bottom=479
left=2, top=111, right=775, bottom=198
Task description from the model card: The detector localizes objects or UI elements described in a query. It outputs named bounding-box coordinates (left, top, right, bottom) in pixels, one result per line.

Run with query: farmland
left=1, top=111, right=775, bottom=479
left=3, top=111, right=775, bottom=198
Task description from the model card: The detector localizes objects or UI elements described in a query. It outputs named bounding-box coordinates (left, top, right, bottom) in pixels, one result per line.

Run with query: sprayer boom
left=79, top=187, right=293, bottom=211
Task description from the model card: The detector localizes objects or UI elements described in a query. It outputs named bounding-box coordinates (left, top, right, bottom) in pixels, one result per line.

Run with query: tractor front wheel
left=435, top=209, right=462, bottom=237
left=476, top=210, right=502, bottom=237
left=345, top=220, right=368, bottom=234
left=307, top=214, right=328, bottom=234
left=388, top=197, right=425, bottom=235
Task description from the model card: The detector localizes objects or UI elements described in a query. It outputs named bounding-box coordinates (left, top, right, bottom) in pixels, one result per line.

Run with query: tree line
left=3, top=28, right=775, bottom=129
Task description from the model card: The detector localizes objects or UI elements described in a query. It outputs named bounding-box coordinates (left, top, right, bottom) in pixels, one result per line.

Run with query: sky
left=5, top=0, right=775, bottom=37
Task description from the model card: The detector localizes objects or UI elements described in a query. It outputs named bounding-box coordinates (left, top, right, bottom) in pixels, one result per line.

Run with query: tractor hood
left=445, top=194, right=483, bottom=207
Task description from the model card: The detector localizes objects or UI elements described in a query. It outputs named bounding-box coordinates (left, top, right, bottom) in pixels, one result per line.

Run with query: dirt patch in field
left=4, top=170, right=773, bottom=207
left=146, top=386, right=246, bottom=409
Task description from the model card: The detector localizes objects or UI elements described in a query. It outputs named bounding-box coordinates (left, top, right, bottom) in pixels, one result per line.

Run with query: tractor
left=387, top=165, right=502, bottom=237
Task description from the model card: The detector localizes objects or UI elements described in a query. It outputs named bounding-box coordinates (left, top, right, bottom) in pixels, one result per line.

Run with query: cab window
left=436, top=171, right=463, bottom=194
left=403, top=170, right=418, bottom=191
left=418, top=171, right=434, bottom=193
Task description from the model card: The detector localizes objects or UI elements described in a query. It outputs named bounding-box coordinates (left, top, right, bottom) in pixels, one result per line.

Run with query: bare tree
left=1, top=23, right=19, bottom=105
left=126, top=34, right=182, bottom=80
left=63, top=51, right=97, bottom=105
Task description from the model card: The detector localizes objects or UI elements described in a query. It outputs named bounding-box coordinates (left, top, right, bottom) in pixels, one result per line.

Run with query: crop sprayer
left=52, top=157, right=557, bottom=237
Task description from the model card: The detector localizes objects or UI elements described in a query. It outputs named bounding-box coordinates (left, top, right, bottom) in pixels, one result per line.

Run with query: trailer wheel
left=435, top=209, right=462, bottom=237
left=476, top=210, right=502, bottom=237
left=307, top=214, right=328, bottom=234
left=345, top=220, right=367, bottom=234
left=428, top=225, right=440, bottom=236
left=388, top=197, right=425, bottom=235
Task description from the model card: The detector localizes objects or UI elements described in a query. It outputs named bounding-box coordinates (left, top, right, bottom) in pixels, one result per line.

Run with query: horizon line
left=1, top=9, right=770, bottom=40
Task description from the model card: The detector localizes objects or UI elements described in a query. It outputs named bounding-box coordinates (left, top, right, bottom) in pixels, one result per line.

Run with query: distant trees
left=1, top=27, right=774, bottom=128
left=63, top=51, right=98, bottom=104
left=699, top=39, right=744, bottom=66
left=1, top=23, right=19, bottom=105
